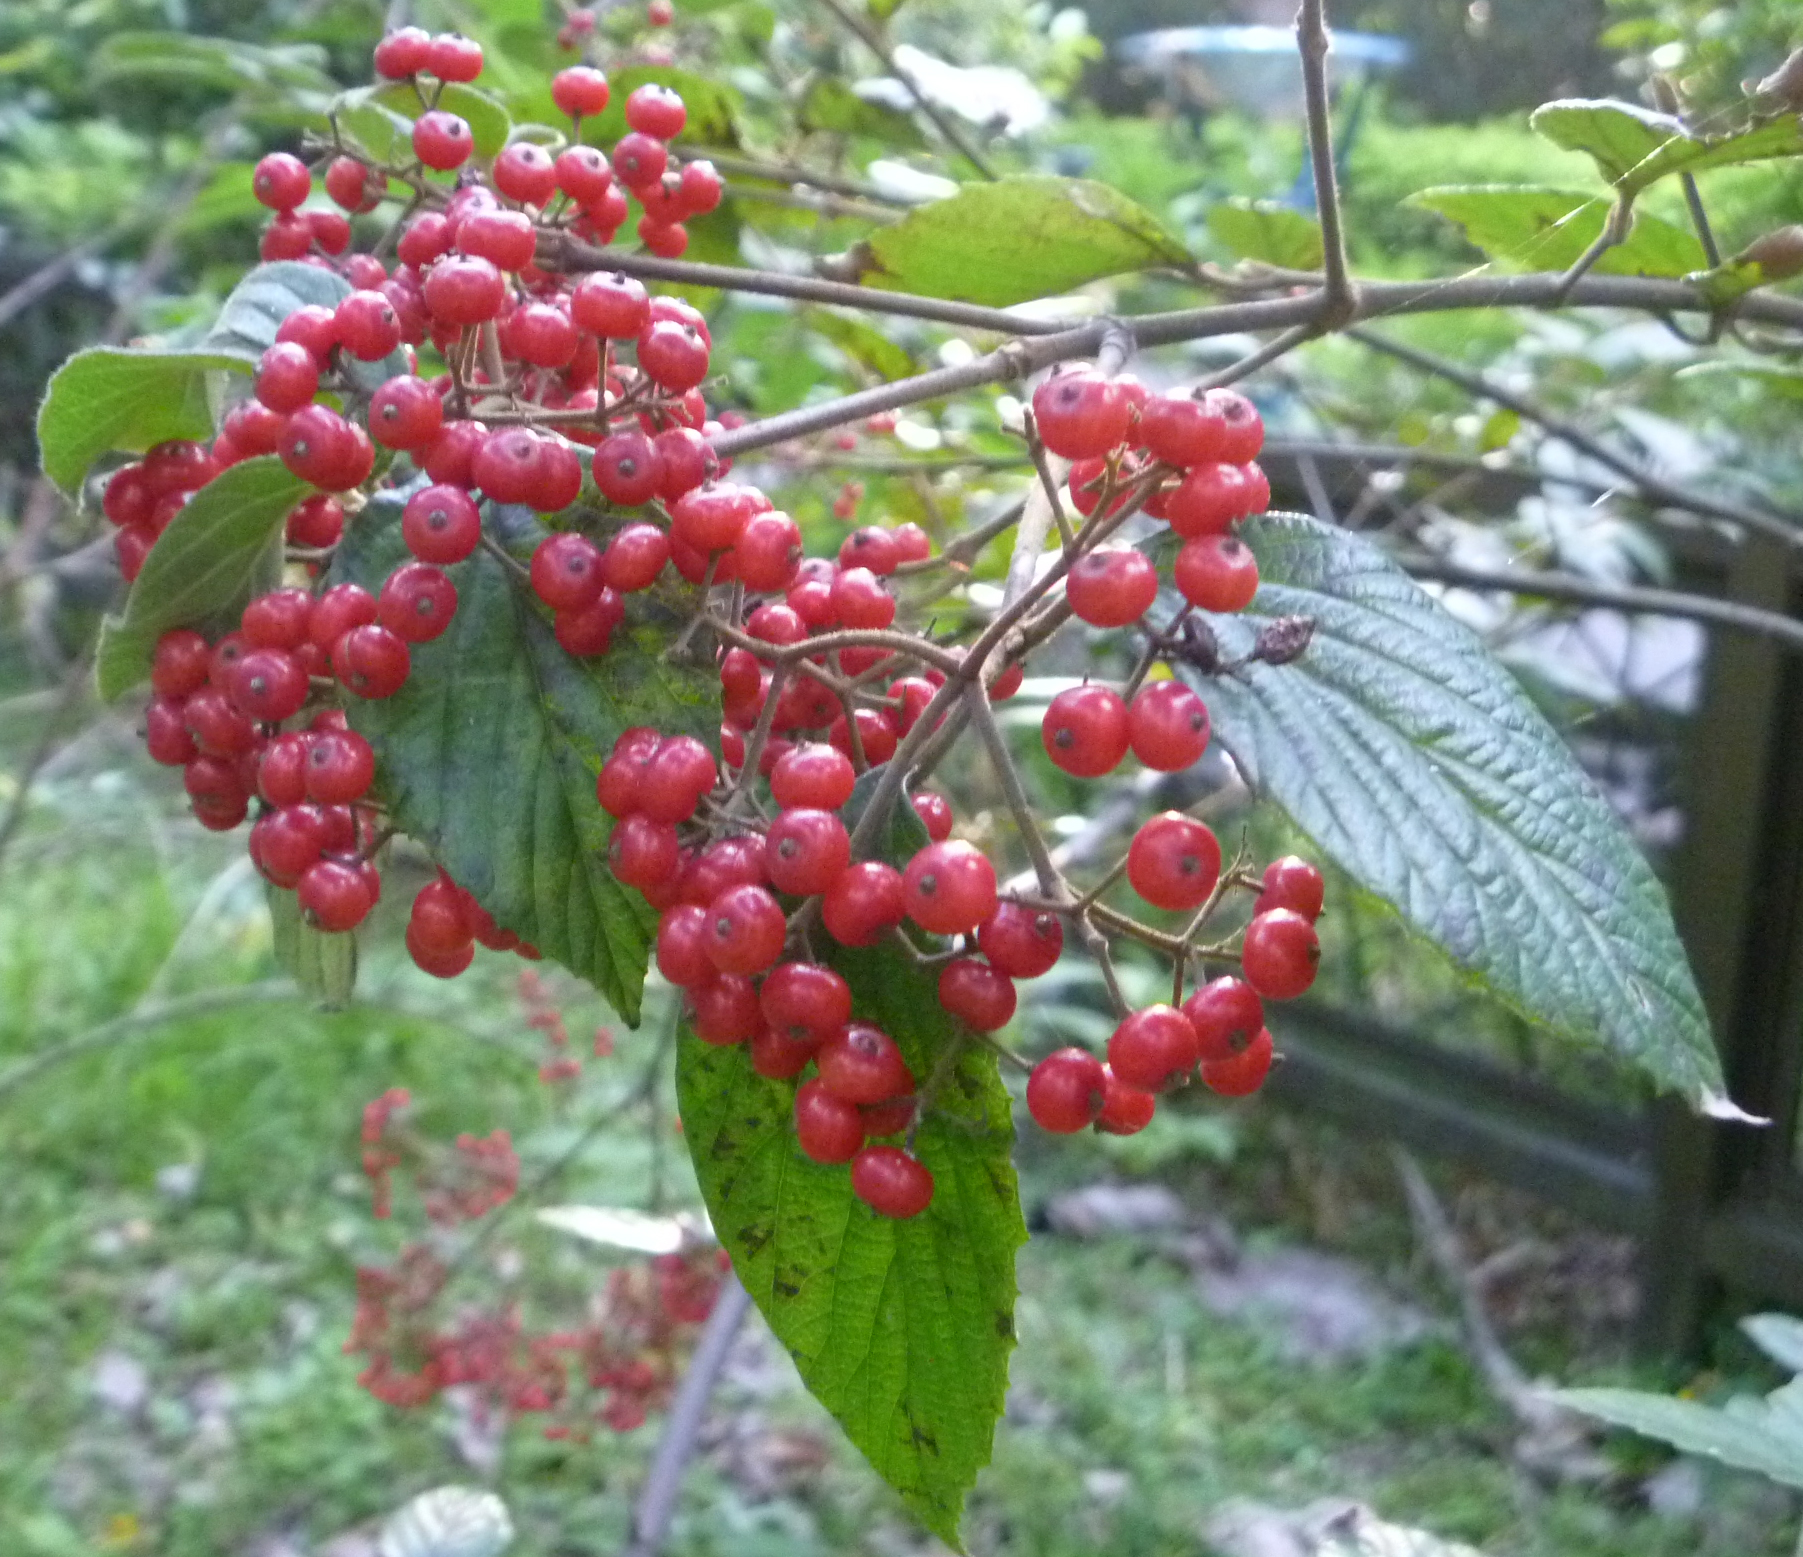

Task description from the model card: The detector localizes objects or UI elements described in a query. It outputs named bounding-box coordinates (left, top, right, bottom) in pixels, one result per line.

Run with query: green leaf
left=95, top=457, right=310, bottom=700
left=856, top=176, right=1190, bottom=307
left=200, top=261, right=408, bottom=392
left=37, top=261, right=400, bottom=494
left=799, top=76, right=926, bottom=149
left=94, top=31, right=335, bottom=95
left=842, top=762, right=933, bottom=865
left=1176, top=512, right=1726, bottom=1110
left=329, top=494, right=719, bottom=1023
left=1552, top=1382, right=1803, bottom=1489
left=267, top=884, right=358, bottom=1009
left=1530, top=99, right=1803, bottom=199
left=1409, top=186, right=1705, bottom=277
left=677, top=938, right=1024, bottom=1549
left=37, top=347, right=239, bottom=495
left=1206, top=198, right=1324, bottom=271
left=364, top=83, right=513, bottom=160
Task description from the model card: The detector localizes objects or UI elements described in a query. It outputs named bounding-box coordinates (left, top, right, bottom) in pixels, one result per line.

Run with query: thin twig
left=1351, top=326, right=1803, bottom=549
left=1296, top=0, right=1355, bottom=325
left=1200, top=322, right=1315, bottom=389
left=1400, top=554, right=1803, bottom=655
left=815, top=0, right=999, bottom=180
left=622, top=1269, right=754, bottom=1557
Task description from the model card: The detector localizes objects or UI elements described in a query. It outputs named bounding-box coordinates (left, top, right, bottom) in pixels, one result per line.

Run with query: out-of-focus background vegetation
left=4, top=0, right=1803, bottom=1553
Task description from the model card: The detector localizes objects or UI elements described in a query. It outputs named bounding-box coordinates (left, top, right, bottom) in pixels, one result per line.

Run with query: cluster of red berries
left=351, top=1088, right=721, bottom=1430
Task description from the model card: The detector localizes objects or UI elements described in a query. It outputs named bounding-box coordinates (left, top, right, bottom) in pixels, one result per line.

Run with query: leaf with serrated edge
left=1553, top=1386, right=1803, bottom=1489
left=860, top=176, right=1189, bottom=307
left=330, top=494, right=717, bottom=1024
left=95, top=456, right=311, bottom=699
left=267, top=882, right=358, bottom=1009
left=1176, top=512, right=1726, bottom=1110
left=200, top=260, right=407, bottom=392
left=677, top=938, right=1024, bottom=1549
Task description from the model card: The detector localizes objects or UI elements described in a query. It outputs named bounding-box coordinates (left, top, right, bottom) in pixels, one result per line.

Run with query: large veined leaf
left=37, top=262, right=402, bottom=493
left=677, top=938, right=1024, bottom=1548
left=1409, top=186, right=1705, bottom=277
left=1552, top=1378, right=1803, bottom=1490
left=95, top=456, right=311, bottom=699
left=1530, top=99, right=1803, bottom=200
left=854, top=176, right=1190, bottom=307
left=1177, top=513, right=1727, bottom=1111
left=331, top=496, right=718, bottom=1023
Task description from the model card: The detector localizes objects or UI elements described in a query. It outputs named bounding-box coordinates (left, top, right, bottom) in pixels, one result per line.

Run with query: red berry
left=1128, top=680, right=1209, bottom=771
left=228, top=648, right=309, bottom=723
left=704, top=883, right=786, bottom=976
left=1181, top=976, right=1264, bottom=1065
left=977, top=902, right=1063, bottom=978
left=309, top=210, right=353, bottom=255
left=332, top=623, right=412, bottom=698
left=378, top=561, right=458, bottom=643
left=828, top=707, right=898, bottom=767
left=144, top=696, right=198, bottom=766
left=689, top=974, right=761, bottom=1045
left=822, top=861, right=905, bottom=947
left=184, top=687, right=258, bottom=756
left=609, top=813, right=682, bottom=889
left=311, top=583, right=378, bottom=651
left=1042, top=683, right=1130, bottom=778
left=1065, top=546, right=1158, bottom=628
left=1137, top=391, right=1228, bottom=466
left=257, top=733, right=311, bottom=806
left=1200, top=1025, right=1273, bottom=1096
left=305, top=729, right=376, bottom=804
left=374, top=26, right=432, bottom=78
left=572, top=271, right=649, bottom=339
left=750, top=1023, right=815, bottom=1079
left=593, top=430, right=664, bottom=507
left=839, top=526, right=899, bottom=577
left=648, top=0, right=675, bottom=23
left=912, top=791, right=953, bottom=842
left=1026, top=1047, right=1107, bottom=1132
left=902, top=840, right=996, bottom=935
left=654, top=426, right=716, bottom=503
left=151, top=629, right=213, bottom=698
left=1095, top=1067, right=1157, bottom=1134
left=369, top=374, right=444, bottom=450
left=830, top=567, right=895, bottom=630
left=251, top=805, right=327, bottom=888
left=795, top=1078, right=866, bottom=1164
left=656, top=903, right=715, bottom=986
left=252, top=152, right=310, bottom=212
left=553, top=66, right=611, bottom=119
left=298, top=858, right=375, bottom=932
left=1173, top=535, right=1259, bottom=613
left=638, top=219, right=688, bottom=258
left=1164, top=463, right=1253, bottom=539
left=402, top=484, right=482, bottom=564
left=1240, top=909, right=1319, bottom=1000
left=678, top=160, right=723, bottom=216
left=1031, top=369, right=1132, bottom=460
left=253, top=342, right=320, bottom=414
left=555, top=589, right=624, bottom=657
left=407, top=925, right=476, bottom=978
left=1205, top=387, right=1264, bottom=464
left=670, top=482, right=757, bottom=553
left=1256, top=855, right=1324, bottom=921
left=259, top=213, right=312, bottom=261
left=770, top=744, right=855, bottom=811
left=457, top=208, right=536, bottom=272
left=732, top=510, right=803, bottom=592
left=765, top=808, right=852, bottom=897
left=625, top=83, right=686, bottom=139
left=637, top=320, right=709, bottom=392
left=1107, top=1005, right=1200, bottom=1092
left=555, top=146, right=615, bottom=208
left=325, top=155, right=382, bottom=213
left=413, top=110, right=474, bottom=170
left=639, top=736, right=716, bottom=824
left=424, top=255, right=506, bottom=325
left=850, top=1146, right=933, bottom=1218
left=602, top=523, right=671, bottom=592
left=242, top=588, right=314, bottom=651
left=425, top=33, right=484, bottom=82
left=938, top=958, right=1016, bottom=1031
left=1127, top=811, right=1221, bottom=912
left=759, top=961, right=851, bottom=1045
left=818, top=1022, right=912, bottom=1105
left=493, top=141, right=558, bottom=205
left=529, top=532, right=606, bottom=612
left=278, top=404, right=357, bottom=489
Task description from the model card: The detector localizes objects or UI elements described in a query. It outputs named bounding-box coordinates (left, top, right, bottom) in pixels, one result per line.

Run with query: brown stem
left=1296, top=0, right=1355, bottom=326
